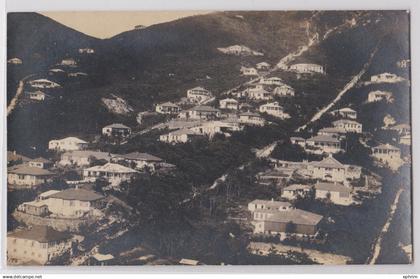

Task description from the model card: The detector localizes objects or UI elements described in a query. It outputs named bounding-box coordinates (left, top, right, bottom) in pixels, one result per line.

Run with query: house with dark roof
left=28, top=157, right=53, bottom=169
left=305, top=135, right=342, bottom=154
left=281, top=184, right=312, bottom=200
left=111, top=152, right=164, bottom=171
left=102, top=123, right=131, bottom=138
left=59, top=150, right=114, bottom=167
left=8, top=164, right=54, bottom=187
left=315, top=182, right=353, bottom=205
left=19, top=189, right=104, bottom=218
left=7, top=226, right=73, bottom=265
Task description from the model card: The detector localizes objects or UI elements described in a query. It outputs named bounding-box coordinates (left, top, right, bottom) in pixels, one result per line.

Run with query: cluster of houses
left=217, top=45, right=264, bottom=56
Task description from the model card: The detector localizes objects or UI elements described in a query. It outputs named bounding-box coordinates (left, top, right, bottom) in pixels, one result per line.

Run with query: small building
left=388, top=123, right=411, bottom=135
left=60, top=58, right=77, bottom=67
left=8, top=165, right=54, bottom=187
left=247, top=88, right=273, bottom=101
left=238, top=112, right=266, bottom=126
left=400, top=134, right=411, bottom=145
left=305, top=135, right=342, bottom=154
left=29, top=79, right=61, bottom=89
left=190, top=120, right=243, bottom=138
left=219, top=98, right=239, bottom=110
left=111, top=152, right=164, bottom=171
left=309, top=155, right=348, bottom=183
left=88, top=253, right=115, bottom=266
left=330, top=107, right=357, bottom=119
left=259, top=102, right=290, bottom=119
left=178, top=106, right=221, bottom=120
left=372, top=144, right=402, bottom=166
left=252, top=209, right=323, bottom=235
left=28, top=157, right=53, bottom=169
left=332, top=119, right=362, bottom=133
left=259, top=77, right=283, bottom=86
left=281, top=184, right=312, bottom=200
left=26, top=91, right=48, bottom=101
left=155, top=102, right=181, bottom=115
left=314, top=182, right=353, bottom=205
left=289, top=63, right=325, bottom=75
left=78, top=48, right=95, bottom=54
left=317, top=127, right=344, bottom=139
left=256, top=62, right=271, bottom=70
left=48, top=137, right=88, bottom=152
left=290, top=137, right=306, bottom=147
left=370, top=73, right=405, bottom=83
left=240, top=66, right=259, bottom=76
left=186, top=87, right=213, bottom=103
left=273, top=84, right=295, bottom=97
left=102, top=124, right=131, bottom=138
left=367, top=90, right=393, bottom=103
left=59, top=150, right=114, bottom=167
left=179, top=258, right=201, bottom=266
left=160, top=129, right=201, bottom=144
left=7, top=226, right=73, bottom=265
left=83, top=163, right=139, bottom=187
left=248, top=199, right=292, bottom=212
left=7, top=57, right=23, bottom=64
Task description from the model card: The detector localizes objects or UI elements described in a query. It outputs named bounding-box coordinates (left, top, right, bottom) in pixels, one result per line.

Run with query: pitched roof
left=191, top=106, right=220, bottom=112
left=103, top=123, right=130, bottom=129
left=189, top=86, right=208, bottom=91
left=62, top=150, right=114, bottom=160
left=310, top=155, right=345, bottom=169
left=85, top=163, right=139, bottom=173
left=169, top=128, right=199, bottom=136
left=333, top=119, right=361, bottom=125
left=338, top=107, right=356, bottom=113
left=7, top=151, right=30, bottom=162
left=92, top=253, right=114, bottom=261
left=39, top=190, right=61, bottom=198
left=315, top=182, right=351, bottom=193
left=318, top=127, right=342, bottom=134
left=30, top=157, right=51, bottom=163
left=264, top=209, right=323, bottom=226
left=49, top=188, right=104, bottom=201
left=250, top=199, right=291, bottom=208
left=290, top=137, right=305, bottom=141
left=8, top=226, right=71, bottom=243
left=283, top=184, right=312, bottom=191
left=8, top=164, right=54, bottom=176
left=159, top=102, right=179, bottom=107
left=239, top=112, right=261, bottom=117
left=116, top=152, right=162, bottom=162
left=51, top=137, right=87, bottom=144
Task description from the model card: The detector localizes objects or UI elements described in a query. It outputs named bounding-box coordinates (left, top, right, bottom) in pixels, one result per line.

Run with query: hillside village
left=6, top=11, right=412, bottom=266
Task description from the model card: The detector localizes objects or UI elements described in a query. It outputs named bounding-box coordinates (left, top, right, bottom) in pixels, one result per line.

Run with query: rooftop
left=49, top=188, right=104, bottom=201
left=249, top=199, right=292, bottom=208
left=103, top=123, right=130, bottom=129
left=307, top=135, right=340, bottom=143
left=62, top=150, right=114, bottom=160
left=51, top=137, right=87, bottom=144
left=8, top=226, right=71, bottom=243
left=283, top=184, right=312, bottom=191
left=265, top=209, right=323, bottom=226
left=373, top=143, right=400, bottom=151
left=85, top=163, right=139, bottom=173
left=191, top=106, right=220, bottom=112
left=30, top=157, right=51, bottom=163
left=310, top=155, right=345, bottom=169
left=8, top=164, right=54, bottom=176
left=315, top=182, right=351, bottom=193
left=115, top=152, right=163, bottom=162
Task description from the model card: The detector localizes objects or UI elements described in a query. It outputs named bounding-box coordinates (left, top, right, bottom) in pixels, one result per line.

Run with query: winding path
left=7, top=74, right=36, bottom=116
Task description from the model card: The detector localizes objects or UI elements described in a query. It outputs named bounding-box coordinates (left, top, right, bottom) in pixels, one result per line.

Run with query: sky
left=41, top=11, right=211, bottom=39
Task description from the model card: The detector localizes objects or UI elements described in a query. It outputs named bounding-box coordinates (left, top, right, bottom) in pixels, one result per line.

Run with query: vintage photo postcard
left=6, top=11, right=412, bottom=266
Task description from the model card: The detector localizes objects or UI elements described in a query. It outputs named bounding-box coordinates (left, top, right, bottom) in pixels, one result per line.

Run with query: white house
left=388, top=123, right=411, bottom=135
left=111, top=152, right=164, bottom=171
left=332, top=119, right=362, bottom=133
left=247, top=87, right=272, bottom=101
left=26, top=91, right=47, bottom=101
left=83, top=163, right=139, bottom=187
left=159, top=129, right=201, bottom=144
left=330, top=107, right=357, bottom=119
left=317, top=127, right=344, bottom=139
left=240, top=66, right=259, bottom=76
left=314, top=182, right=353, bottom=206
left=248, top=199, right=292, bottom=212
left=238, top=112, right=266, bottom=126
left=59, top=150, right=114, bottom=167
left=217, top=45, right=263, bottom=56
left=400, top=134, right=411, bottom=145
left=28, top=157, right=53, bottom=169
left=219, top=98, right=239, bottom=110
left=259, top=102, right=290, bottom=119
left=19, top=188, right=104, bottom=218
left=290, top=137, right=306, bottom=147
left=259, top=77, right=283, bottom=86
left=155, top=102, right=181, bottom=115
left=102, top=124, right=131, bottom=138
left=256, top=62, right=271, bottom=70
left=281, top=184, right=312, bottom=200
left=305, top=135, right=342, bottom=154
left=60, top=58, right=77, bottom=67
left=48, top=137, right=88, bottom=151
left=186, top=87, right=213, bottom=103
left=8, top=165, right=54, bottom=187
left=189, top=120, right=243, bottom=138
left=367, top=91, right=393, bottom=103
left=178, top=106, right=221, bottom=120
left=7, top=226, right=73, bottom=265
left=372, top=143, right=403, bottom=170
left=29, top=79, right=61, bottom=89
left=289, top=63, right=325, bottom=75
left=273, top=84, right=295, bottom=97
left=370, top=73, right=405, bottom=83
left=309, top=155, right=360, bottom=184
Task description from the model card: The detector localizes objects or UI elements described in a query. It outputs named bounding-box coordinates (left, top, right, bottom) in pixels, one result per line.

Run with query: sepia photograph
left=5, top=9, right=413, bottom=267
